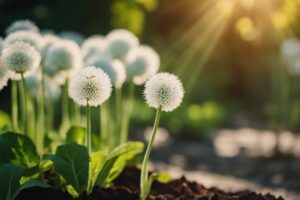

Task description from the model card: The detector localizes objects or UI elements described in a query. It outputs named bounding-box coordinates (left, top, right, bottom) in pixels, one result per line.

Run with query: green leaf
left=0, top=110, right=10, bottom=130
left=19, top=179, right=52, bottom=191
left=145, top=172, right=172, bottom=195
left=96, top=142, right=144, bottom=186
left=0, top=132, right=39, bottom=168
left=66, top=126, right=85, bottom=145
left=45, top=143, right=89, bottom=194
left=87, top=151, right=106, bottom=193
left=0, top=163, right=23, bottom=200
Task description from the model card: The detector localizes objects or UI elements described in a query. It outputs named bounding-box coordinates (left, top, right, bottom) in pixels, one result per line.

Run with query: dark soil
left=16, top=166, right=284, bottom=200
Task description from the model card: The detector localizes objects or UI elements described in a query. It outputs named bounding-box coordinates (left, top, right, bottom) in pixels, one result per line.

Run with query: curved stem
left=20, top=73, right=28, bottom=135
left=140, top=107, right=162, bottom=200
left=11, top=81, right=19, bottom=131
left=86, top=101, right=91, bottom=153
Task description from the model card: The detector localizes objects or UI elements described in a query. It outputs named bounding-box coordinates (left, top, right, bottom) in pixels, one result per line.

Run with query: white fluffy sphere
left=41, top=34, right=61, bottom=59
left=0, top=37, right=3, bottom=55
left=60, top=31, right=85, bottom=45
left=125, top=45, right=160, bottom=85
left=25, top=74, right=41, bottom=96
left=0, top=59, right=9, bottom=91
left=5, top=20, right=39, bottom=35
left=69, top=66, right=112, bottom=106
left=81, top=35, right=107, bottom=62
left=44, top=40, right=82, bottom=83
left=91, top=57, right=126, bottom=88
left=1, top=42, right=41, bottom=80
left=4, top=30, right=43, bottom=51
left=106, top=29, right=139, bottom=59
left=144, top=73, right=184, bottom=112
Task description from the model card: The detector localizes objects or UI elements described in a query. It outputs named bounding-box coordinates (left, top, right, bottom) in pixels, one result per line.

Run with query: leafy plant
left=45, top=141, right=144, bottom=197
left=0, top=163, right=52, bottom=200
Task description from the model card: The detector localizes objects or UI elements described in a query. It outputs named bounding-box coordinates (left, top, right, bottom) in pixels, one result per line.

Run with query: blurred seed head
left=4, top=30, right=43, bottom=51
left=60, top=31, right=85, bottom=45
left=144, top=73, right=184, bottom=112
left=44, top=39, right=82, bottom=84
left=41, top=34, right=61, bottom=59
left=5, top=20, right=39, bottom=35
left=1, top=42, right=41, bottom=80
left=106, top=29, right=139, bottom=59
left=69, top=66, right=112, bottom=106
left=125, top=45, right=160, bottom=85
left=81, top=35, right=107, bottom=62
left=90, top=57, right=126, bottom=88
left=0, top=58, right=9, bottom=91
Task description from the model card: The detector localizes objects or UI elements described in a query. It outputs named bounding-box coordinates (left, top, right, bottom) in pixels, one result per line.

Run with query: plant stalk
left=86, top=101, right=91, bottom=153
left=115, top=87, right=122, bottom=145
left=60, top=82, right=70, bottom=137
left=11, top=81, right=19, bottom=131
left=20, top=73, right=28, bottom=135
left=140, top=107, right=162, bottom=200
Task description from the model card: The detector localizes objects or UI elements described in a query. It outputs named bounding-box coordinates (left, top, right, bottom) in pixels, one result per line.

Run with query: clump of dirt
left=16, top=166, right=284, bottom=200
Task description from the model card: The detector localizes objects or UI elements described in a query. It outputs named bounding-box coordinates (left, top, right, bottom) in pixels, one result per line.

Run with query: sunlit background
left=1, top=0, right=300, bottom=196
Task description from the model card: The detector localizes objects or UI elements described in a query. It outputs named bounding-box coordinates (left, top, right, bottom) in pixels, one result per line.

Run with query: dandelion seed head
left=81, top=35, right=107, bottom=62
left=5, top=20, right=39, bottom=35
left=69, top=66, right=112, bottom=106
left=144, top=73, right=184, bottom=112
left=106, top=29, right=139, bottom=59
left=90, top=57, right=126, bottom=88
left=125, top=45, right=160, bottom=85
left=0, top=58, right=9, bottom=91
left=60, top=31, right=85, bottom=45
left=1, top=42, right=41, bottom=80
left=44, top=40, right=82, bottom=81
left=4, top=30, right=43, bottom=51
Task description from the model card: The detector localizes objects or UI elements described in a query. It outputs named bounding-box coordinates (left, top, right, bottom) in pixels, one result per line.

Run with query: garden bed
left=16, top=166, right=284, bottom=200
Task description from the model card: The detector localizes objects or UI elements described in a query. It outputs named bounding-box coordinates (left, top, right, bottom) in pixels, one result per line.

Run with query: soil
left=16, top=166, right=284, bottom=200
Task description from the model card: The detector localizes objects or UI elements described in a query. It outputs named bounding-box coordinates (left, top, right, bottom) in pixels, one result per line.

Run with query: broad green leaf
left=45, top=143, right=89, bottom=194
left=87, top=151, right=106, bottom=193
left=66, top=126, right=85, bottom=145
left=97, top=142, right=144, bottom=186
left=0, top=163, right=23, bottom=200
left=0, top=132, right=39, bottom=168
left=19, top=179, right=52, bottom=191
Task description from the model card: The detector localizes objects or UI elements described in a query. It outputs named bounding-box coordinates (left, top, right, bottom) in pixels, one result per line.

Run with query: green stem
left=86, top=101, right=91, bottom=153
left=37, top=65, right=45, bottom=154
left=11, top=81, right=19, bottom=131
left=140, top=107, right=162, bottom=200
left=20, top=73, right=28, bottom=135
left=120, top=83, right=135, bottom=144
left=115, top=88, right=122, bottom=146
left=100, top=102, right=108, bottom=149
left=60, top=82, right=70, bottom=137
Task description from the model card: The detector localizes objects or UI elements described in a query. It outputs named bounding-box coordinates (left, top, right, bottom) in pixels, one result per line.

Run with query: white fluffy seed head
left=4, top=30, right=43, bottom=51
left=81, top=35, right=107, bottom=62
left=5, top=20, right=39, bottom=35
left=69, top=66, right=112, bottom=106
left=1, top=42, right=41, bottom=80
left=0, top=37, right=3, bottom=55
left=25, top=74, right=41, bottom=96
left=44, top=40, right=82, bottom=83
left=60, top=31, right=85, bottom=45
left=41, top=34, right=61, bottom=59
left=125, top=45, right=160, bottom=85
left=144, top=73, right=184, bottom=112
left=0, top=58, right=9, bottom=91
left=106, top=29, right=139, bottom=59
left=89, top=57, right=126, bottom=88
